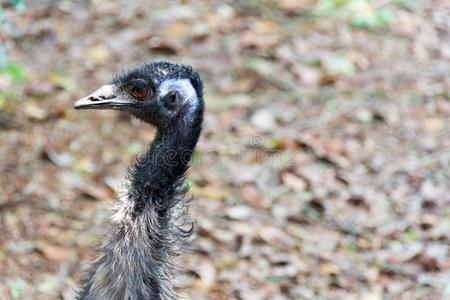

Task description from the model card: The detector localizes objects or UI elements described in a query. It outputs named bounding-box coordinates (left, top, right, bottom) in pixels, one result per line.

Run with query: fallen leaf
left=321, top=54, right=356, bottom=76
left=197, top=259, right=217, bottom=290
left=79, top=185, right=113, bottom=201
left=241, top=183, right=262, bottom=206
left=281, top=173, right=307, bottom=192
left=319, top=262, right=339, bottom=275
left=24, top=102, right=48, bottom=121
left=41, top=150, right=74, bottom=167
left=251, top=108, right=277, bottom=131
left=148, top=37, right=181, bottom=55
left=48, top=73, right=76, bottom=92
left=164, top=22, right=190, bottom=38
left=225, top=205, right=253, bottom=220
left=277, top=0, right=315, bottom=13
left=239, top=31, right=280, bottom=50
left=36, top=242, right=70, bottom=262
left=87, top=44, right=112, bottom=65
left=361, top=291, right=383, bottom=300
left=191, top=185, right=227, bottom=200
left=293, top=65, right=322, bottom=86
left=424, top=118, right=444, bottom=132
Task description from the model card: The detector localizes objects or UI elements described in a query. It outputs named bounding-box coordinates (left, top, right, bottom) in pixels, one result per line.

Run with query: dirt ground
left=0, top=1, right=449, bottom=299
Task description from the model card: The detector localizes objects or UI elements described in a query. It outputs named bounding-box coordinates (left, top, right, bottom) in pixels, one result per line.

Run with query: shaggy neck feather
left=79, top=110, right=203, bottom=300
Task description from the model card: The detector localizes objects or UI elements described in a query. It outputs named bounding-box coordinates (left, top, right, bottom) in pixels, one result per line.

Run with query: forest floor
left=0, top=1, right=449, bottom=299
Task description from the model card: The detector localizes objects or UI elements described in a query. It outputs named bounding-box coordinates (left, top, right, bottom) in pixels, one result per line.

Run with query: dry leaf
left=241, top=183, right=262, bottom=206
left=319, top=262, right=339, bottom=275
left=148, top=37, right=181, bottom=55
left=36, top=242, right=70, bottom=262
left=87, top=44, right=112, bottom=65
left=191, top=185, right=227, bottom=200
left=281, top=173, right=306, bottom=192
left=225, top=205, right=253, bottom=220
left=24, top=103, right=48, bottom=121
left=197, top=259, right=217, bottom=290
left=79, top=185, right=112, bottom=201
left=251, top=109, right=277, bottom=131
left=277, top=0, right=315, bottom=13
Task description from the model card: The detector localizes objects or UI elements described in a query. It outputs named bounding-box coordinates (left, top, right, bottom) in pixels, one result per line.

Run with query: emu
left=74, top=61, right=204, bottom=300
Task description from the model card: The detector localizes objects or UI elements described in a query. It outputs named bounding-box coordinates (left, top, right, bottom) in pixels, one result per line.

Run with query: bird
left=73, top=61, right=204, bottom=300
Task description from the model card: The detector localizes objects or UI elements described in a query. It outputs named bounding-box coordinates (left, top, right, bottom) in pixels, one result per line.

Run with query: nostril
left=89, top=96, right=100, bottom=102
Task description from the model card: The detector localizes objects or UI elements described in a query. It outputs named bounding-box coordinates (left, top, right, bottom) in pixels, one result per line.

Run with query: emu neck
left=79, top=113, right=202, bottom=300
left=129, top=117, right=202, bottom=209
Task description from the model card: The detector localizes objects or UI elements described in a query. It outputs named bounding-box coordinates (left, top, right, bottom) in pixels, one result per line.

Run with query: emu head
left=74, top=61, right=203, bottom=129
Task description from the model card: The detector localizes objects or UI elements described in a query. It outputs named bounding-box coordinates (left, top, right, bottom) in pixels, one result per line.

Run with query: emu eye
left=130, top=86, right=148, bottom=99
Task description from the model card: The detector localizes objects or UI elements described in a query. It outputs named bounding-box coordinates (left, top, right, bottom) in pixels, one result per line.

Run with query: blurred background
left=0, top=0, right=449, bottom=299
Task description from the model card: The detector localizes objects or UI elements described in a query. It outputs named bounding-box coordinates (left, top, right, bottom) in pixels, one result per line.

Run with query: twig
left=0, top=198, right=30, bottom=211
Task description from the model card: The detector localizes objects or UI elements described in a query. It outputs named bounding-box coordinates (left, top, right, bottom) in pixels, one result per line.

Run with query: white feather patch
left=158, top=78, right=198, bottom=112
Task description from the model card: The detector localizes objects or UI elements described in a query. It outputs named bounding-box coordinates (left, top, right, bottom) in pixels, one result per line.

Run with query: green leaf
left=0, top=63, right=27, bottom=83
left=352, top=6, right=393, bottom=29
left=7, top=278, right=26, bottom=298
left=245, top=57, right=261, bottom=70
left=376, top=6, right=394, bottom=24
left=402, top=230, right=417, bottom=241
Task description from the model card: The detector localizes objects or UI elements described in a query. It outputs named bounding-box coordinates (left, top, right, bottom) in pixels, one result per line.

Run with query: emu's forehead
left=114, top=61, right=193, bottom=84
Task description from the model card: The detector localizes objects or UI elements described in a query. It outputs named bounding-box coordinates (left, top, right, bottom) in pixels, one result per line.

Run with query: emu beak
left=74, top=84, right=133, bottom=110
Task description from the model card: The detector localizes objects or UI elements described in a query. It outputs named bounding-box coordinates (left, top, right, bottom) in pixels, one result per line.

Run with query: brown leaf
left=277, top=0, right=315, bottom=13
left=191, top=185, right=227, bottom=200
left=423, top=118, right=444, bottom=132
left=79, top=184, right=113, bottom=201
left=281, top=173, right=307, bottom=192
left=164, top=22, right=190, bottom=38
left=411, top=253, right=441, bottom=272
left=36, top=242, right=70, bottom=262
left=239, top=31, right=279, bottom=50
left=258, top=225, right=296, bottom=248
left=87, top=44, right=112, bottom=65
left=319, top=262, right=339, bottom=275
left=241, top=183, right=262, bottom=206
left=148, top=37, right=181, bottom=55
left=196, top=259, right=217, bottom=291
left=24, top=102, right=48, bottom=121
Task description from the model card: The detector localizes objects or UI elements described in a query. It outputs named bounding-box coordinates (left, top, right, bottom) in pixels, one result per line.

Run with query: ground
left=0, top=1, right=449, bottom=299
